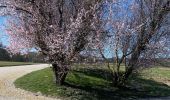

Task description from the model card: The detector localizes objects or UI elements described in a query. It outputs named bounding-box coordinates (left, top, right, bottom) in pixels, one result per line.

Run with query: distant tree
left=0, top=43, right=10, bottom=61
left=10, top=54, right=25, bottom=62
left=25, top=52, right=45, bottom=63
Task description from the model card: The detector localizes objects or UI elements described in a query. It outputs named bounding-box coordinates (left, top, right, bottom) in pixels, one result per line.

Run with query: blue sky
left=0, top=16, right=9, bottom=46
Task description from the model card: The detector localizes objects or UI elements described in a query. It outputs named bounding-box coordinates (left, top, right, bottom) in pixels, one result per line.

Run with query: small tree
left=0, top=0, right=103, bottom=85
left=97, top=0, right=170, bottom=86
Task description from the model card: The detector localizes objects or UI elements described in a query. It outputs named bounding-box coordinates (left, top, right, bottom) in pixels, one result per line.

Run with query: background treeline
left=0, top=43, right=45, bottom=63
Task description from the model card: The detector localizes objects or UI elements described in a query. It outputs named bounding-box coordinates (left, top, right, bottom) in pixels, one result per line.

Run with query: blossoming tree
left=98, top=0, right=170, bottom=86
left=0, top=0, right=102, bottom=85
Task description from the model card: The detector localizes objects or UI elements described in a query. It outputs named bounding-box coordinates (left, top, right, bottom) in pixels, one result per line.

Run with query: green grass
left=15, top=64, right=170, bottom=100
left=0, top=61, right=35, bottom=67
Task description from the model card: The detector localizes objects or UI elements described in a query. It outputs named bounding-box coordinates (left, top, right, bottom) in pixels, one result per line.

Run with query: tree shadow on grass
left=64, top=68, right=170, bottom=100
left=74, top=68, right=113, bottom=81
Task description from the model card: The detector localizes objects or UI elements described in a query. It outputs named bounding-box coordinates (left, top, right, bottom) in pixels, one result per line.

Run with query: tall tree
left=0, top=0, right=103, bottom=85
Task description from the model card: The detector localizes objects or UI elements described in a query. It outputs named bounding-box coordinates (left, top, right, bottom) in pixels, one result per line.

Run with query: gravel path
left=0, top=64, right=59, bottom=100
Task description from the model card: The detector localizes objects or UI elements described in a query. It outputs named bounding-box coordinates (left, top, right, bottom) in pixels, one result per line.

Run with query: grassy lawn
left=0, top=61, right=35, bottom=67
left=15, top=64, right=170, bottom=100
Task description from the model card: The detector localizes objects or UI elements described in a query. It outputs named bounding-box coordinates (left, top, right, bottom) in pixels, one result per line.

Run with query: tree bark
left=124, top=47, right=141, bottom=82
left=112, top=72, right=120, bottom=87
left=52, top=63, right=69, bottom=85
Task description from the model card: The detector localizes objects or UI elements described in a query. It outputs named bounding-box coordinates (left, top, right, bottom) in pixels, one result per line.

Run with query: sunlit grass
left=15, top=64, right=170, bottom=100
left=0, top=61, right=35, bottom=67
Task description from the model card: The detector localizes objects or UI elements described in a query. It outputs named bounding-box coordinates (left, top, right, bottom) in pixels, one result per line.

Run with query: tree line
left=0, top=43, right=45, bottom=62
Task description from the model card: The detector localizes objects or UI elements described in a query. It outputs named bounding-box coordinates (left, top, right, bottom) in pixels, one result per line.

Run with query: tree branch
left=0, top=5, right=33, bottom=16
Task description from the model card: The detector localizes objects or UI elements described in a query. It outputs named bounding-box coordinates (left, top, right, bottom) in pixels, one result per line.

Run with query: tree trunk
left=52, top=63, right=69, bottom=85
left=112, top=72, right=126, bottom=87
left=124, top=66, right=133, bottom=80
left=119, top=46, right=141, bottom=86
left=123, top=48, right=141, bottom=82
left=112, top=72, right=119, bottom=87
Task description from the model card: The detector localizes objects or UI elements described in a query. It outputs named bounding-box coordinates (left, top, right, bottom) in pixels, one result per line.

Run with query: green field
left=15, top=64, right=170, bottom=100
left=0, top=61, right=35, bottom=67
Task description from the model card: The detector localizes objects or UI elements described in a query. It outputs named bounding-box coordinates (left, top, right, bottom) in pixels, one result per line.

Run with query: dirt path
left=0, top=64, right=59, bottom=100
